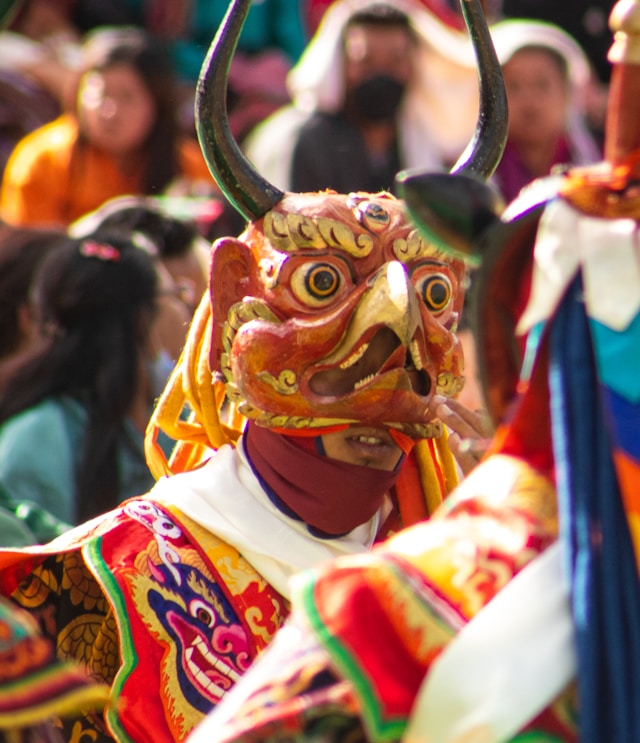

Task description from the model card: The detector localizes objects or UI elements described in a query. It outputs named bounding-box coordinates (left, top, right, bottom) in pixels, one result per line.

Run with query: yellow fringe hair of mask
left=144, top=294, right=458, bottom=520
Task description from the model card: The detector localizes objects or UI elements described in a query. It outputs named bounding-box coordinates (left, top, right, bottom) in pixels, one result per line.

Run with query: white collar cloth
left=148, top=440, right=385, bottom=599
left=403, top=541, right=574, bottom=743
left=517, top=197, right=640, bottom=335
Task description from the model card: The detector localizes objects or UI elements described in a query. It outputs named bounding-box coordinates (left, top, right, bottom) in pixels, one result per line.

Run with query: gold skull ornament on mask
left=209, top=191, right=466, bottom=438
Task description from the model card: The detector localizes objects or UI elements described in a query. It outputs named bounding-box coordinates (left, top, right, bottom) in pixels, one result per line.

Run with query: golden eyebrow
left=264, top=212, right=374, bottom=258
left=392, top=230, right=448, bottom=264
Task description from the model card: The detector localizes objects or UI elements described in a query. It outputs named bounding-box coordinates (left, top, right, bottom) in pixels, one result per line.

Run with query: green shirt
left=0, top=396, right=155, bottom=544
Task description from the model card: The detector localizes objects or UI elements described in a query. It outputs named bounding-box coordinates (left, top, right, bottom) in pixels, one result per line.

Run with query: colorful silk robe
left=193, top=453, right=577, bottom=743
left=0, top=496, right=288, bottom=743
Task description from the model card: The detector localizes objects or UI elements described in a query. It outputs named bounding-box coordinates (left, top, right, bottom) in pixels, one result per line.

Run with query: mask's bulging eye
left=418, top=274, right=452, bottom=312
left=357, top=201, right=390, bottom=233
left=307, top=265, right=339, bottom=297
left=292, top=262, right=343, bottom=306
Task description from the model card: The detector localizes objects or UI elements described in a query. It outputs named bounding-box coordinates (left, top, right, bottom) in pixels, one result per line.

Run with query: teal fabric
left=0, top=498, right=37, bottom=547
left=0, top=396, right=155, bottom=544
left=119, top=0, right=307, bottom=82
left=589, top=312, right=640, bottom=403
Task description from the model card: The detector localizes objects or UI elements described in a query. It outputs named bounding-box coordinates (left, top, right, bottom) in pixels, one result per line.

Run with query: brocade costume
left=0, top=437, right=402, bottom=742
left=197, top=455, right=579, bottom=743
left=0, top=594, right=108, bottom=743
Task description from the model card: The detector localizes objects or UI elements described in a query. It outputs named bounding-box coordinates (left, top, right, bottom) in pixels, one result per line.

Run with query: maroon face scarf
left=244, top=422, right=401, bottom=537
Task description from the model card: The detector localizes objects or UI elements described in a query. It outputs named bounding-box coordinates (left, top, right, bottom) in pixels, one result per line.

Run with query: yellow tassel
left=414, top=429, right=459, bottom=518
left=415, top=440, right=443, bottom=517
left=435, top=427, right=460, bottom=495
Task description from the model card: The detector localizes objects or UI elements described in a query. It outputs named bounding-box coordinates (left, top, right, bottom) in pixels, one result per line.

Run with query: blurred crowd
left=0, top=0, right=612, bottom=552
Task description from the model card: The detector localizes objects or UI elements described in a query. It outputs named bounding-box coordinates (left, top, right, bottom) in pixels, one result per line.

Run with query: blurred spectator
left=0, top=8, right=74, bottom=179
left=1, top=2, right=84, bottom=116
left=70, top=195, right=210, bottom=363
left=245, top=0, right=479, bottom=194
left=133, top=0, right=307, bottom=140
left=70, top=195, right=210, bottom=312
left=1, top=0, right=308, bottom=156
left=0, top=66, right=61, bottom=180
left=499, top=1, right=614, bottom=144
left=151, top=192, right=242, bottom=243
left=491, top=19, right=601, bottom=203
left=306, top=0, right=465, bottom=34
left=8, top=0, right=79, bottom=43
left=87, top=0, right=308, bottom=85
left=44, top=0, right=309, bottom=141
left=0, top=232, right=162, bottom=541
left=292, top=4, right=416, bottom=193
left=500, top=0, right=615, bottom=84
left=0, top=224, right=65, bottom=371
left=0, top=26, right=214, bottom=229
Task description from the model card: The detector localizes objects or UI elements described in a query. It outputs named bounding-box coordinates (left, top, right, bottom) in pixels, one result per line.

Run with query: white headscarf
left=289, top=0, right=476, bottom=113
left=246, top=0, right=481, bottom=188
left=490, top=19, right=601, bottom=165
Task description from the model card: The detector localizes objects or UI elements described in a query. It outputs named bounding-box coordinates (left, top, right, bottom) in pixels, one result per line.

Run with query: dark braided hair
left=0, top=226, right=65, bottom=360
left=0, top=232, right=158, bottom=522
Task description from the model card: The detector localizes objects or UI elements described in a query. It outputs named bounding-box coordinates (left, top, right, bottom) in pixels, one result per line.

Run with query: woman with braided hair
left=0, top=231, right=163, bottom=541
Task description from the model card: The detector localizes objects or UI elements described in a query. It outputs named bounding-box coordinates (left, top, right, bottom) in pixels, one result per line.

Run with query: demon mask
left=210, top=190, right=466, bottom=438
left=192, top=0, right=506, bottom=440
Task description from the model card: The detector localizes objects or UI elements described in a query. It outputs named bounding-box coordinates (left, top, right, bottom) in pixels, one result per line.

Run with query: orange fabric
left=394, top=449, right=430, bottom=526
left=393, top=435, right=458, bottom=528
left=612, top=451, right=640, bottom=574
left=0, top=114, right=213, bottom=228
left=388, top=428, right=418, bottom=456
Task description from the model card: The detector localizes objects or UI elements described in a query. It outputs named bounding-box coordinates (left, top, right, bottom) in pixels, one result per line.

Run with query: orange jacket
left=0, top=113, right=213, bottom=227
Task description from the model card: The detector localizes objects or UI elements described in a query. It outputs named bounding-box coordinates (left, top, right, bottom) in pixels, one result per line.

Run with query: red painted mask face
left=210, top=191, right=466, bottom=439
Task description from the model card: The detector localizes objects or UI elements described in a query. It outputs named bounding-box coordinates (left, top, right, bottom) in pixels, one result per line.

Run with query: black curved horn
left=195, top=0, right=285, bottom=221
left=450, top=0, right=508, bottom=179
left=0, top=0, right=20, bottom=29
